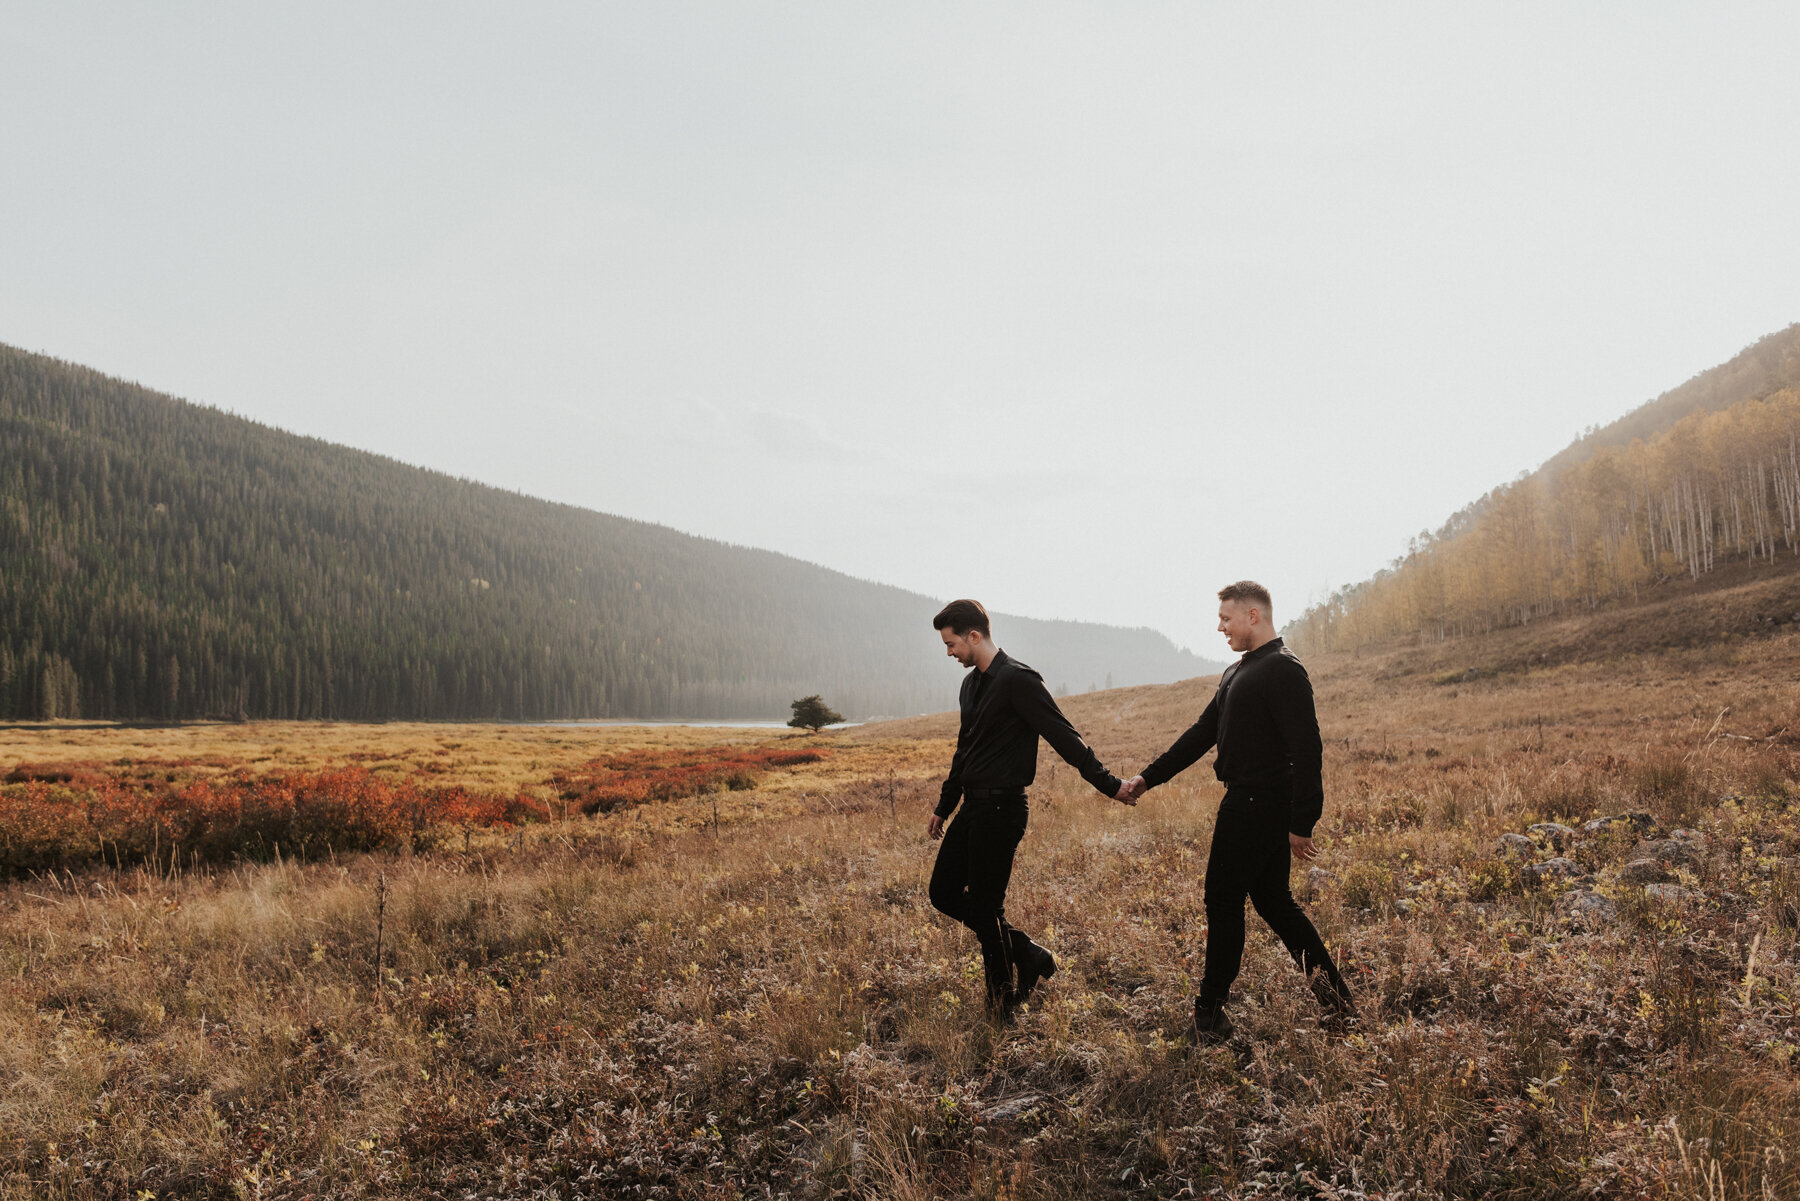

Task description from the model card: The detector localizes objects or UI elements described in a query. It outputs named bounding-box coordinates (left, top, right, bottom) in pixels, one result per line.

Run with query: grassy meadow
left=2, top=585, right=1798, bottom=1198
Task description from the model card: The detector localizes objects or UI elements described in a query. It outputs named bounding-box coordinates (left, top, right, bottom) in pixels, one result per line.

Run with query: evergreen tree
left=787, top=695, right=844, bottom=733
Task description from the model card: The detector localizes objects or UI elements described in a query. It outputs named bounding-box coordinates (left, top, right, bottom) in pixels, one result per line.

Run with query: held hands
left=1114, top=775, right=1147, bottom=806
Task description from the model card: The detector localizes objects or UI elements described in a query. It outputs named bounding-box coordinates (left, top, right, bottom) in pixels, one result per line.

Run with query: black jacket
left=937, top=649, right=1122, bottom=818
left=1138, top=637, right=1326, bottom=836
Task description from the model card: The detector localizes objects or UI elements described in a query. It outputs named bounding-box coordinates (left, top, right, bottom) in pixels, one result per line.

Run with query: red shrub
left=3, top=762, right=112, bottom=789
left=0, top=767, right=539, bottom=876
left=551, top=746, right=828, bottom=815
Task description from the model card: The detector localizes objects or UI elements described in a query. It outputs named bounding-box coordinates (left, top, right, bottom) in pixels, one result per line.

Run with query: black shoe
left=1193, top=997, right=1233, bottom=1045
left=1015, top=941, right=1057, bottom=1004
left=1309, top=971, right=1357, bottom=1026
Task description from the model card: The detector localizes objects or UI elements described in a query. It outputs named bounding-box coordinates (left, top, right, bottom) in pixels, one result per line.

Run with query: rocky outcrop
left=1528, top=822, right=1575, bottom=852
left=1557, top=891, right=1618, bottom=928
left=1620, top=858, right=1672, bottom=884
left=1522, top=857, right=1585, bottom=887
left=1496, top=833, right=1536, bottom=859
left=1633, top=829, right=1709, bottom=869
left=1581, top=812, right=1658, bottom=837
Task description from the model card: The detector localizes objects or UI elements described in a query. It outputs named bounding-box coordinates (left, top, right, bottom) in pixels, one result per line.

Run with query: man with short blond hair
left=1123, top=581, right=1353, bottom=1043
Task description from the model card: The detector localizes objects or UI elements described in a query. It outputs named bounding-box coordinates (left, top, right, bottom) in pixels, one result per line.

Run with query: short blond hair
left=1218, top=580, right=1272, bottom=617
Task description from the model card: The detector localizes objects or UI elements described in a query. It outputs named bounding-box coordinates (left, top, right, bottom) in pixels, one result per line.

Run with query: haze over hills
left=0, top=344, right=1219, bottom=723
left=1289, top=324, right=1800, bottom=654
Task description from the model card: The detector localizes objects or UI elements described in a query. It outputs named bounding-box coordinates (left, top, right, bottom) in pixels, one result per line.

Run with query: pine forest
left=0, top=345, right=1210, bottom=722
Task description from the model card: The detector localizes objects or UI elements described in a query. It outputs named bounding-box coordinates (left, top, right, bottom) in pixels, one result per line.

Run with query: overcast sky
left=4, top=4, right=1798, bottom=653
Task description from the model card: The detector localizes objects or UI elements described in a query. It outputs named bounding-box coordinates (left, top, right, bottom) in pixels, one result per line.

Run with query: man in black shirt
left=1122, top=581, right=1353, bottom=1043
left=928, top=598, right=1137, bottom=1016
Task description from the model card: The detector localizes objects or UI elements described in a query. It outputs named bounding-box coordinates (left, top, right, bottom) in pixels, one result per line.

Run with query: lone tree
left=787, top=694, right=844, bottom=733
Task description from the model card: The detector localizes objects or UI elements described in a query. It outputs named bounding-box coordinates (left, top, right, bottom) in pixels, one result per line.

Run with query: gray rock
left=1307, top=867, right=1341, bottom=897
left=1395, top=899, right=1416, bottom=916
left=1522, top=857, right=1583, bottom=887
left=1644, top=883, right=1688, bottom=903
left=1668, top=829, right=1709, bottom=862
left=1582, top=812, right=1658, bottom=837
left=981, top=1094, right=1047, bottom=1123
left=1528, top=822, right=1575, bottom=852
left=1637, top=834, right=1705, bottom=867
left=1496, top=832, right=1536, bottom=859
left=1620, top=858, right=1671, bottom=884
left=1557, top=890, right=1618, bottom=928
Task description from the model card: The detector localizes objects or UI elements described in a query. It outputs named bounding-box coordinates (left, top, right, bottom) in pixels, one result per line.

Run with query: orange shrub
left=551, top=746, right=827, bottom=815
left=0, top=767, right=538, bottom=876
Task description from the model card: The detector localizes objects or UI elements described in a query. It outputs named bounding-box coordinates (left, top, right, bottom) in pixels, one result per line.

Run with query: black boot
left=1010, top=930, right=1057, bottom=1004
left=1193, top=996, right=1233, bottom=1045
left=1309, top=969, right=1357, bottom=1027
left=985, top=979, right=1020, bottom=1023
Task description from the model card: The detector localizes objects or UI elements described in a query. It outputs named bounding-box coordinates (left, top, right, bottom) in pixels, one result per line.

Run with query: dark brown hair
left=932, top=598, right=991, bottom=637
left=1217, top=580, right=1273, bottom=616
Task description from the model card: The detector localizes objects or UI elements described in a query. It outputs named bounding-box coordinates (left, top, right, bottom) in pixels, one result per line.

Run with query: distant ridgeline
left=0, top=345, right=1215, bottom=721
left=1289, top=324, right=1800, bottom=653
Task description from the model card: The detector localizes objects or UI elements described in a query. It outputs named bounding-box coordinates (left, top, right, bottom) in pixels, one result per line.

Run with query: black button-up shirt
left=936, top=649, right=1122, bottom=817
left=1138, top=637, right=1326, bottom=836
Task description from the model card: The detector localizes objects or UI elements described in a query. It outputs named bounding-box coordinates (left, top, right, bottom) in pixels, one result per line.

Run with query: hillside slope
left=1290, top=325, right=1800, bottom=654
left=0, top=344, right=1216, bottom=721
left=1544, top=322, right=1800, bottom=474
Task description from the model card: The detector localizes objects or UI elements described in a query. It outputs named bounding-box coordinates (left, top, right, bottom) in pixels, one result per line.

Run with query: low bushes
left=0, top=767, right=542, bottom=875
left=551, top=745, right=828, bottom=815
left=0, top=742, right=834, bottom=875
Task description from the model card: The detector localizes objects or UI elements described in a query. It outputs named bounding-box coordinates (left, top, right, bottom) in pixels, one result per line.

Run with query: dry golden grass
left=0, top=721, right=823, bottom=797
left=2, top=593, right=1798, bottom=1198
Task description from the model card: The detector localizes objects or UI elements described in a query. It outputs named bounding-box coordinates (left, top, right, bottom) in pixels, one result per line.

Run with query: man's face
left=940, top=626, right=981, bottom=668
left=1217, top=600, right=1260, bottom=653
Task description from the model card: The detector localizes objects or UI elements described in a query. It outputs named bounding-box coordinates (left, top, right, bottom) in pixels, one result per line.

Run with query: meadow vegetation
left=1, top=585, right=1797, bottom=1198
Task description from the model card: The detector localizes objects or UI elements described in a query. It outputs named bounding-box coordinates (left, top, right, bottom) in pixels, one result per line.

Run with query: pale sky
left=4, top=4, right=1797, bottom=653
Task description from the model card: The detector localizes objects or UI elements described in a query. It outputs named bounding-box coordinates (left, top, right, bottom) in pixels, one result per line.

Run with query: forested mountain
left=0, top=345, right=1216, bottom=721
left=1288, top=325, right=1800, bottom=653
left=1544, top=324, right=1800, bottom=473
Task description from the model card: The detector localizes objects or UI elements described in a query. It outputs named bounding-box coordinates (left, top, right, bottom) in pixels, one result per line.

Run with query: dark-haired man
left=1121, top=581, right=1354, bottom=1043
left=929, top=598, right=1137, bottom=1017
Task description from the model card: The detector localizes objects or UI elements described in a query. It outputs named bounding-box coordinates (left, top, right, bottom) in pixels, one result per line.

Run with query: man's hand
left=927, top=813, right=945, bottom=840
left=1289, top=832, right=1317, bottom=862
left=1113, top=778, right=1138, bottom=806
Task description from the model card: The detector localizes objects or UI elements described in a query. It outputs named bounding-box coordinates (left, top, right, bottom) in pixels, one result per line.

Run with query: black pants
left=1201, top=785, right=1347, bottom=1005
left=929, top=792, right=1029, bottom=1001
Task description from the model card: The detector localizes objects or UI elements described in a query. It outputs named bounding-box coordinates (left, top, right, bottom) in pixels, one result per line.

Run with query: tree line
left=1288, top=387, right=1800, bottom=654
left=0, top=344, right=1208, bottom=721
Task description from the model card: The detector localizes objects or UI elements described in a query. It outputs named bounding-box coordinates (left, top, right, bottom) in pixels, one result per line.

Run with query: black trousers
left=1201, top=785, right=1348, bottom=1005
left=929, top=792, right=1029, bottom=1001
